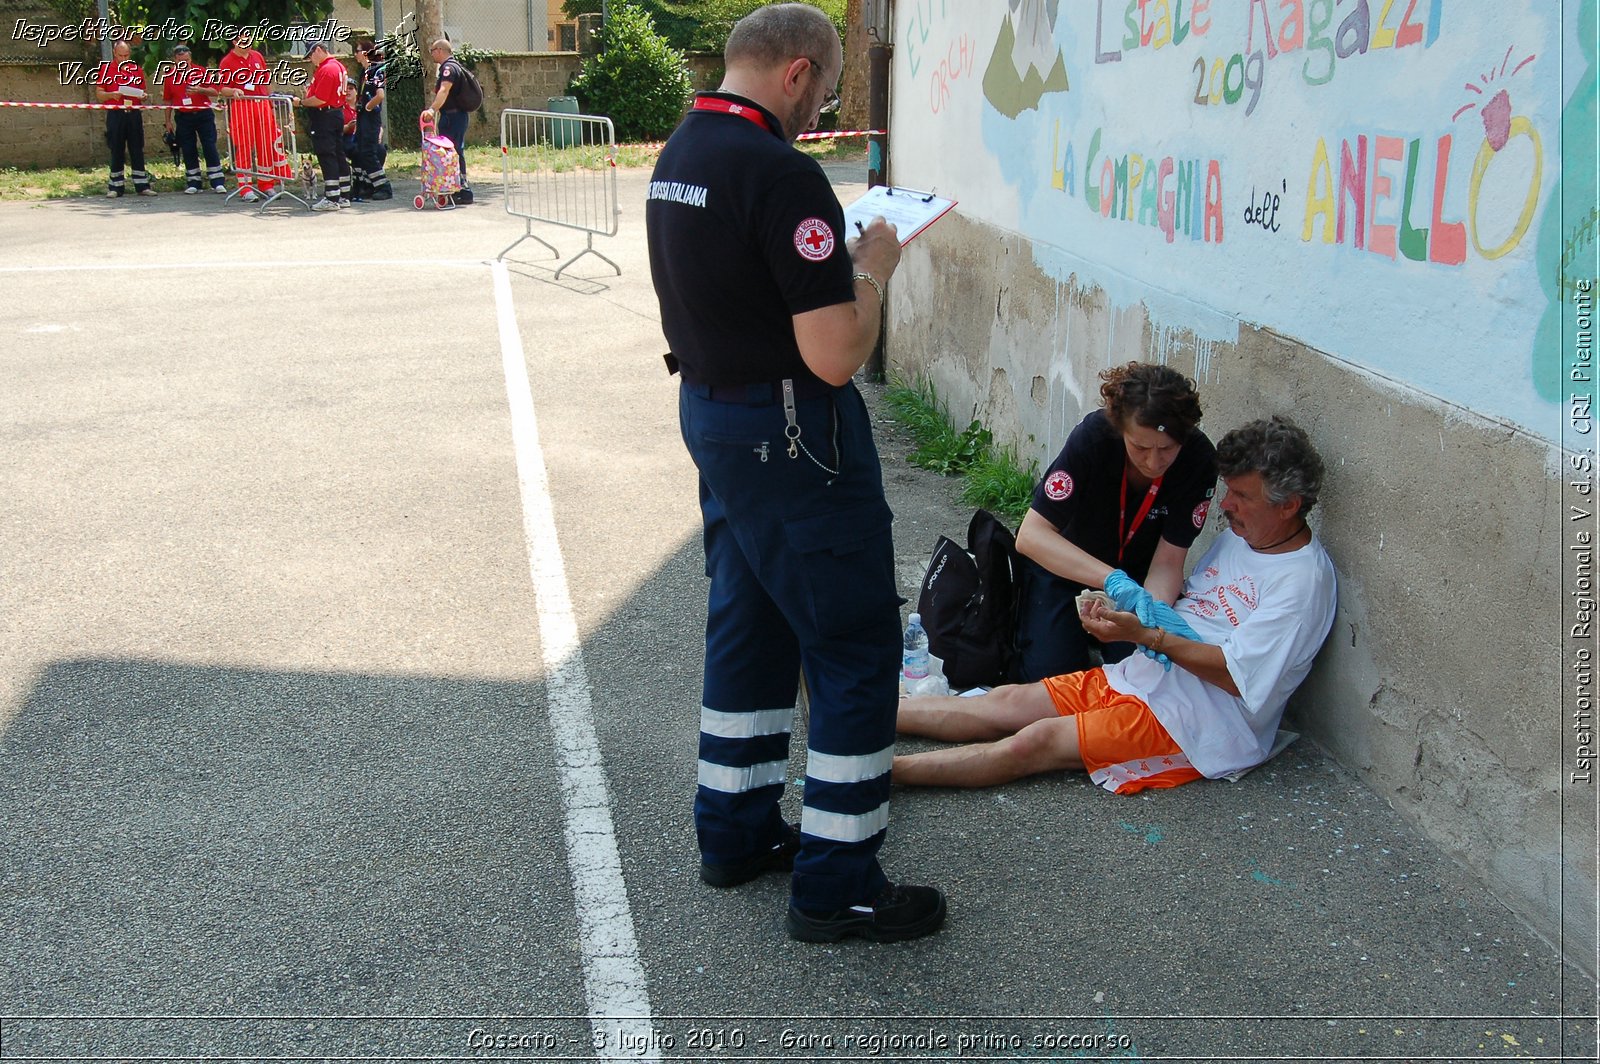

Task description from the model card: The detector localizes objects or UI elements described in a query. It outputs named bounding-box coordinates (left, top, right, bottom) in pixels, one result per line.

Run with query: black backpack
left=915, top=509, right=1020, bottom=689
left=445, top=60, right=483, bottom=112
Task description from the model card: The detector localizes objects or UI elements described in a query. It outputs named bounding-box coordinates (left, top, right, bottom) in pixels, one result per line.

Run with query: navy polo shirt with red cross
left=645, top=91, right=856, bottom=388
left=1031, top=410, right=1218, bottom=580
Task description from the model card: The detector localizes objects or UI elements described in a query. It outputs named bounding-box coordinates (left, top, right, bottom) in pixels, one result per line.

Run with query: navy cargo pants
left=174, top=110, right=225, bottom=192
left=679, top=379, right=900, bottom=914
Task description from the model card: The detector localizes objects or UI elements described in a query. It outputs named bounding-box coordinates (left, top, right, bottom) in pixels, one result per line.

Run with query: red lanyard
left=692, top=95, right=773, bottom=134
left=1117, top=467, right=1163, bottom=563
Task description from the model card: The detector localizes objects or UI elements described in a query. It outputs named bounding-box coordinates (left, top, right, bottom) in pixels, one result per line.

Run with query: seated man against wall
left=894, top=417, right=1337, bottom=794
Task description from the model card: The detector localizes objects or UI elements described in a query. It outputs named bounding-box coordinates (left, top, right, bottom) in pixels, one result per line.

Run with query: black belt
left=683, top=378, right=838, bottom=404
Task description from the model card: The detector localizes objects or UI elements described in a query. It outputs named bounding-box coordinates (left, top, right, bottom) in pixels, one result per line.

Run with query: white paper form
left=843, top=185, right=957, bottom=246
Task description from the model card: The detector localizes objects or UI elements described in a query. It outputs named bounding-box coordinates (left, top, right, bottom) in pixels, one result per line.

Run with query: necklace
left=1257, top=521, right=1308, bottom=552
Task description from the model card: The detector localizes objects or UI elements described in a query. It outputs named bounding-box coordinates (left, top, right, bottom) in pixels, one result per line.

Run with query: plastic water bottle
left=902, top=613, right=930, bottom=681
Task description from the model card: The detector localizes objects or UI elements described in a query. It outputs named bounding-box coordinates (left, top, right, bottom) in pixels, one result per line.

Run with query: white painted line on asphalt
left=491, top=260, right=658, bottom=1061
left=0, top=259, right=485, bottom=274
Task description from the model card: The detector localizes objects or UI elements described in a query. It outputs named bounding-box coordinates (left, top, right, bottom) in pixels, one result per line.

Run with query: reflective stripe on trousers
left=682, top=380, right=900, bottom=912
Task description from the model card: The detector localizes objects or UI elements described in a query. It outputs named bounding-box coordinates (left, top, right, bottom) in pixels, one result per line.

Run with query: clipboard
left=843, top=184, right=957, bottom=246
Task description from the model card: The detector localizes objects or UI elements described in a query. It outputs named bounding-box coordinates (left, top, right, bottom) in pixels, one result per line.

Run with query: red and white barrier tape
left=0, top=100, right=214, bottom=110
left=638, top=128, right=884, bottom=151
left=5, top=102, right=889, bottom=133
left=796, top=128, right=885, bottom=140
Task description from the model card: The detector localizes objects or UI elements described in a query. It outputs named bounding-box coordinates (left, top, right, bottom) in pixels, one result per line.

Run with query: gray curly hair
left=1215, top=416, right=1325, bottom=515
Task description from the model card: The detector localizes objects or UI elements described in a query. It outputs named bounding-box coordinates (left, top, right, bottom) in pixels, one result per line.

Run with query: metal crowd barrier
left=499, top=108, right=621, bottom=278
left=221, top=94, right=311, bottom=212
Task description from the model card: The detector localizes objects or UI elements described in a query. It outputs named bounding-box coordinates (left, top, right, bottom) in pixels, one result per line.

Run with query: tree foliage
left=568, top=1, right=692, bottom=141
left=50, top=2, right=370, bottom=62
left=561, top=0, right=843, bottom=53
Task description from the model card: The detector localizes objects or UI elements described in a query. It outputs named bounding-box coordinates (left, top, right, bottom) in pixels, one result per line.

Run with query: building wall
left=446, top=3, right=549, bottom=54
left=881, top=0, right=1597, bottom=970
left=329, top=0, right=388, bottom=43
left=548, top=0, right=577, bottom=53
left=330, top=0, right=548, bottom=53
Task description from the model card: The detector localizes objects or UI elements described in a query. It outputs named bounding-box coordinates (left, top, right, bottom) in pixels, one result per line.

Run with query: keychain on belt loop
left=782, top=379, right=839, bottom=477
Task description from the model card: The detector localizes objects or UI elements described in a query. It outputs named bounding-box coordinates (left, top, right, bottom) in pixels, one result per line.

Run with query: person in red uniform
left=216, top=31, right=286, bottom=202
left=339, top=77, right=360, bottom=178
left=342, top=80, right=358, bottom=139
left=95, top=40, right=154, bottom=198
left=300, top=40, right=352, bottom=210
left=160, top=44, right=225, bottom=194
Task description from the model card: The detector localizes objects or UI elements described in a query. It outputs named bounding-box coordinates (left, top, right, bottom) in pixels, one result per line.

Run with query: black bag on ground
left=914, top=509, right=1020, bottom=689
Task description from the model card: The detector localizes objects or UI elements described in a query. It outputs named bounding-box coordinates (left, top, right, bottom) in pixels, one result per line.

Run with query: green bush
left=568, top=1, right=693, bottom=141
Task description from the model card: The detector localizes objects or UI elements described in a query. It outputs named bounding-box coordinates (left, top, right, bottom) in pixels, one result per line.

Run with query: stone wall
left=0, top=63, right=139, bottom=170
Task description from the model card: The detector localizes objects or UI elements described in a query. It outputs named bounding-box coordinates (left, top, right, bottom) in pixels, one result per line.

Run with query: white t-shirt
left=1103, top=528, right=1337, bottom=777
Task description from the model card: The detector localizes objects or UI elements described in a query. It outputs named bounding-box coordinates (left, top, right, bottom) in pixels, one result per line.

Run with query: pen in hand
left=854, top=220, right=865, bottom=235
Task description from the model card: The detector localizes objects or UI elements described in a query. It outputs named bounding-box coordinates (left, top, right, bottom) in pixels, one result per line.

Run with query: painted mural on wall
left=979, top=0, right=1071, bottom=118
left=891, top=0, right=1597, bottom=442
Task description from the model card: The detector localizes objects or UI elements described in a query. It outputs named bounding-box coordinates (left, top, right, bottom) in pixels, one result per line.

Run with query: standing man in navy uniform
left=161, top=44, right=225, bottom=194
left=352, top=42, right=393, bottom=201
left=645, top=2, right=945, bottom=944
left=96, top=40, right=154, bottom=198
left=421, top=39, right=472, bottom=206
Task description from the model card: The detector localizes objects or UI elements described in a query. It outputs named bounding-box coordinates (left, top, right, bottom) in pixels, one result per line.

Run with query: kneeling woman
left=1012, top=362, right=1216, bottom=681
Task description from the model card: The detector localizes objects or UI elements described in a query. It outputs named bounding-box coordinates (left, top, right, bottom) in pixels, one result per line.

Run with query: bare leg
left=893, top=715, right=1084, bottom=788
left=896, top=682, right=1059, bottom=741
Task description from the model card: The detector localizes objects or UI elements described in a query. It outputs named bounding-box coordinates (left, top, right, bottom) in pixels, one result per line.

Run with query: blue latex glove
left=1102, top=569, right=1147, bottom=613
left=1101, top=570, right=1201, bottom=670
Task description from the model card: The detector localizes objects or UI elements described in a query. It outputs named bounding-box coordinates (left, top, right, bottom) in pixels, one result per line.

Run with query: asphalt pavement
left=0, top=158, right=1595, bottom=1062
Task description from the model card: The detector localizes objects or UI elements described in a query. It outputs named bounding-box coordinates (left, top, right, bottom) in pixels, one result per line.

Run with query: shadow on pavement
left=3, top=517, right=1592, bottom=1062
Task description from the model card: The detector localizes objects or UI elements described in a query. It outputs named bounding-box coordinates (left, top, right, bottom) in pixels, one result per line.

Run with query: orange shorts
left=1041, top=669, right=1203, bottom=795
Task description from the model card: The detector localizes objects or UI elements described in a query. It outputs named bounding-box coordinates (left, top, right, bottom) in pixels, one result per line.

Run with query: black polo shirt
left=646, top=91, right=856, bottom=387
left=1030, top=410, right=1218, bottom=580
left=437, top=58, right=469, bottom=111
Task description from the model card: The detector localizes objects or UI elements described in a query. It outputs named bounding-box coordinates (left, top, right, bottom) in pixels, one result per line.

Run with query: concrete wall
left=881, top=0, right=1597, bottom=972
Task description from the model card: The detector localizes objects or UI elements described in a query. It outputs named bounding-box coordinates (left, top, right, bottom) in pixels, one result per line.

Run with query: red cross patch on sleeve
left=1044, top=470, right=1074, bottom=501
left=794, top=218, right=835, bottom=261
